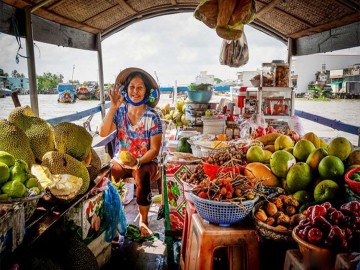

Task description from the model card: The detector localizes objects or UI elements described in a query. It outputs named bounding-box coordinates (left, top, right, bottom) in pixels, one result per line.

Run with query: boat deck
left=102, top=184, right=170, bottom=270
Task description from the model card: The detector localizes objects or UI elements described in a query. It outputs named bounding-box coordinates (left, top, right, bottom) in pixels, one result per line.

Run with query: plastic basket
left=203, top=162, right=243, bottom=180
left=190, top=193, right=258, bottom=226
left=344, top=167, right=360, bottom=195
left=180, top=179, right=196, bottom=203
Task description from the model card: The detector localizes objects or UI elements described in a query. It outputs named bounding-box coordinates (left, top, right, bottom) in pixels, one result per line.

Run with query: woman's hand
left=113, top=158, right=140, bottom=170
left=109, top=84, right=125, bottom=110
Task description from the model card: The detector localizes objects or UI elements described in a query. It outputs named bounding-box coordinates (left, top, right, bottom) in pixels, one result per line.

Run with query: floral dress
left=113, top=104, right=163, bottom=161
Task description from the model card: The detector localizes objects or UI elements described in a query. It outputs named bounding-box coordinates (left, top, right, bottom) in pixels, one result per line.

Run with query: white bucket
left=121, top=183, right=135, bottom=205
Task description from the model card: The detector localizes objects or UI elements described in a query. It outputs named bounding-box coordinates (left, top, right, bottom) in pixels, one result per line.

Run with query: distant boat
left=57, top=83, right=76, bottom=103
left=95, top=88, right=110, bottom=101
left=76, top=86, right=94, bottom=100
left=3, top=88, right=12, bottom=96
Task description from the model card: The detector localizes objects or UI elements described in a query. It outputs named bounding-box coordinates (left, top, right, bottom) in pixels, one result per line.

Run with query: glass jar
left=275, top=63, right=289, bottom=87
left=261, top=63, right=275, bottom=87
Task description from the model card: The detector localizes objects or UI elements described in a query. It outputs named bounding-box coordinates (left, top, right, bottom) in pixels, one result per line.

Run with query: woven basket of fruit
left=0, top=192, right=44, bottom=221
left=252, top=197, right=305, bottom=242
left=190, top=174, right=263, bottom=226
left=191, top=192, right=258, bottom=226
left=179, top=164, right=209, bottom=203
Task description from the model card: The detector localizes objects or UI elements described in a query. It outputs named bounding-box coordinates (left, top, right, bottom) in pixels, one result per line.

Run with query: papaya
left=176, top=137, right=192, bottom=153
left=244, top=162, right=280, bottom=187
left=302, top=132, right=320, bottom=148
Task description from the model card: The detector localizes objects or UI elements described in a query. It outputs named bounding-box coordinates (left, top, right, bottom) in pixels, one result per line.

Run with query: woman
left=99, top=68, right=163, bottom=237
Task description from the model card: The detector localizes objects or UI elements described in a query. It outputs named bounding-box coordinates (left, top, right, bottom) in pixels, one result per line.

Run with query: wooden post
left=25, top=6, right=39, bottom=116
left=96, top=33, right=105, bottom=119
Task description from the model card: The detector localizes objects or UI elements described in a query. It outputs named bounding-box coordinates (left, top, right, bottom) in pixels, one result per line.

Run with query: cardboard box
left=0, top=204, right=25, bottom=257
left=65, top=192, right=105, bottom=244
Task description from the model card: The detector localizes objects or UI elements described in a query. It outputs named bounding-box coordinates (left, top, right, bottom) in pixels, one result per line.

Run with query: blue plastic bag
left=103, top=180, right=127, bottom=242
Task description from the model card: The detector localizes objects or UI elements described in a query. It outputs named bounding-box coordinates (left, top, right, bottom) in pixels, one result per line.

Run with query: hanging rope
left=11, top=17, right=29, bottom=64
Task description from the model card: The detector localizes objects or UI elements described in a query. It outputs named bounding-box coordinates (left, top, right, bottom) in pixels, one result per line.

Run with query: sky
left=0, top=12, right=359, bottom=86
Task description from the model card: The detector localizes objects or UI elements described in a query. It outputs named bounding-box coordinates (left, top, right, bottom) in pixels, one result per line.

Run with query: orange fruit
left=216, top=134, right=227, bottom=141
left=318, top=155, right=344, bottom=180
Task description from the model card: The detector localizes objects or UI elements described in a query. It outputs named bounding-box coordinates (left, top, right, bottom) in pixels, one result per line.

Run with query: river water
left=0, top=94, right=359, bottom=145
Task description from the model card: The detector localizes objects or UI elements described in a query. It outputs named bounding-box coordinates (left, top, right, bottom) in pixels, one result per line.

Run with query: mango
left=306, top=147, right=328, bottom=172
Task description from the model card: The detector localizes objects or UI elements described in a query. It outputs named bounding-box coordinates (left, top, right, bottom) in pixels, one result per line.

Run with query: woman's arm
left=98, top=108, right=117, bottom=137
left=138, top=133, right=162, bottom=165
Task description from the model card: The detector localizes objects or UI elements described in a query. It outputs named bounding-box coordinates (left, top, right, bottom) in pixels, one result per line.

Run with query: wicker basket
left=252, top=200, right=293, bottom=242
left=191, top=193, right=258, bottom=226
left=0, top=192, right=43, bottom=221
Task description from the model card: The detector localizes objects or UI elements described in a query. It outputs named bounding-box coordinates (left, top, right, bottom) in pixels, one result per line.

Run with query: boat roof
left=1, top=0, right=359, bottom=56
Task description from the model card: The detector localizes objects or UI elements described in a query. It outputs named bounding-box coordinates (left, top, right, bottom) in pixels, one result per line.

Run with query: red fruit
left=198, top=191, right=207, bottom=199
left=220, top=187, right=227, bottom=195
left=321, top=202, right=332, bottom=210
left=309, top=205, right=327, bottom=223
left=307, top=227, right=323, bottom=244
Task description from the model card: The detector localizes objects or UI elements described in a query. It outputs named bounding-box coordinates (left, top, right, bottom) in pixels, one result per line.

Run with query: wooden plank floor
left=102, top=185, right=169, bottom=270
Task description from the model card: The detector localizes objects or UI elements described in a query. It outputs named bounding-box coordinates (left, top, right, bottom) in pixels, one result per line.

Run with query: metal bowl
left=187, top=90, right=213, bottom=103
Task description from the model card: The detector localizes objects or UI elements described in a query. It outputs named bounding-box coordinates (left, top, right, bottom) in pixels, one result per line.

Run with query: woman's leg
left=111, top=161, right=132, bottom=181
left=132, top=162, right=158, bottom=236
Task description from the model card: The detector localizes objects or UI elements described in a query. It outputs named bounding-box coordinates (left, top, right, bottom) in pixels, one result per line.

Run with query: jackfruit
left=8, top=106, right=55, bottom=162
left=0, top=119, right=35, bottom=167
left=49, top=174, right=83, bottom=201
left=53, top=122, right=93, bottom=161
left=87, top=148, right=102, bottom=180
left=31, top=164, right=54, bottom=189
left=41, top=151, right=90, bottom=194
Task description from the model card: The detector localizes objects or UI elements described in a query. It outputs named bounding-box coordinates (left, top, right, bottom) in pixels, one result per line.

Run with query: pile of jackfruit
left=0, top=106, right=102, bottom=202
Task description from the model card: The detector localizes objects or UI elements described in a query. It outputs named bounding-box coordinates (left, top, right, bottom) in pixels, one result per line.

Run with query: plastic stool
left=180, top=202, right=197, bottom=270
left=185, top=214, right=259, bottom=270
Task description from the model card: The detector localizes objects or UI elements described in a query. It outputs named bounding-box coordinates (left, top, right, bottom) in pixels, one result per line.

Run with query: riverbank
left=0, top=94, right=359, bottom=145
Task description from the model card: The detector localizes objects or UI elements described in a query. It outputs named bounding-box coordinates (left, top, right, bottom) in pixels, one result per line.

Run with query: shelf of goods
left=245, top=87, right=295, bottom=120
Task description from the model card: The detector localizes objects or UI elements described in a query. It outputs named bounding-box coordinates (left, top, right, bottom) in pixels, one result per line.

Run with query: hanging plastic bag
left=219, top=31, right=249, bottom=67
left=103, top=180, right=127, bottom=242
